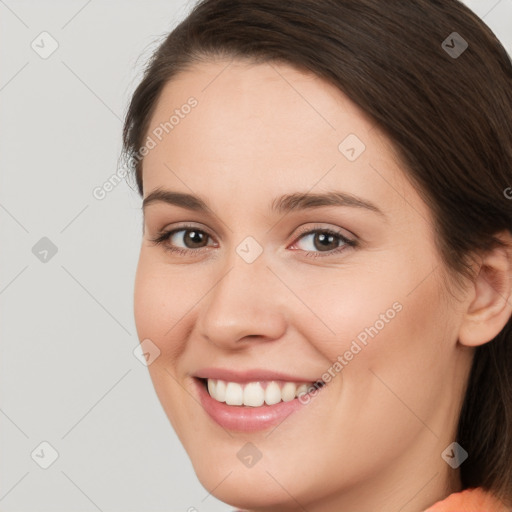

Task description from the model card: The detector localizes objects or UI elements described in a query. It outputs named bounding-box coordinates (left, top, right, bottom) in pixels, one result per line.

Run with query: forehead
left=141, top=59, right=429, bottom=224
left=145, top=58, right=376, bottom=162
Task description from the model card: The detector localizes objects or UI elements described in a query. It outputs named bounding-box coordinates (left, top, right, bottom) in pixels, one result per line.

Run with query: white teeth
left=281, top=382, right=296, bottom=402
left=207, top=379, right=216, bottom=397
left=225, top=382, right=243, bottom=405
left=264, top=381, right=282, bottom=405
left=215, top=379, right=226, bottom=402
left=205, top=379, right=321, bottom=407
left=296, top=383, right=309, bottom=396
left=243, top=382, right=265, bottom=407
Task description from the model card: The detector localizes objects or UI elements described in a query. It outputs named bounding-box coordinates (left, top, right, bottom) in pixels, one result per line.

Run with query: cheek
left=133, top=254, right=203, bottom=438
left=133, top=259, right=165, bottom=343
left=297, top=255, right=451, bottom=415
left=284, top=269, right=453, bottom=473
left=322, top=270, right=452, bottom=441
left=298, top=248, right=445, bottom=355
left=282, top=258, right=410, bottom=361
left=133, top=252, right=194, bottom=377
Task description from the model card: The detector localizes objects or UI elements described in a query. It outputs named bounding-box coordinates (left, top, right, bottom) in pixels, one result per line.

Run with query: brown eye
left=149, top=226, right=214, bottom=254
left=312, top=232, right=341, bottom=252
left=292, top=228, right=355, bottom=256
left=179, top=229, right=209, bottom=249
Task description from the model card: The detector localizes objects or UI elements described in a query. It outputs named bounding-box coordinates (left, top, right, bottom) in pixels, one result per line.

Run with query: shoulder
left=424, top=487, right=511, bottom=512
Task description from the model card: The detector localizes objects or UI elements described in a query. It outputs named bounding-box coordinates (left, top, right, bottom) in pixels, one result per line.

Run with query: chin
left=194, top=466, right=299, bottom=511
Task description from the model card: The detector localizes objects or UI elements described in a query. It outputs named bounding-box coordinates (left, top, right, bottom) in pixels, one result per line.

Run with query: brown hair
left=122, top=0, right=512, bottom=503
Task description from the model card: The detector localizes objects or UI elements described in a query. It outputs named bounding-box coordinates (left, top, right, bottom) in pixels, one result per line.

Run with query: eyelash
left=149, top=223, right=358, bottom=258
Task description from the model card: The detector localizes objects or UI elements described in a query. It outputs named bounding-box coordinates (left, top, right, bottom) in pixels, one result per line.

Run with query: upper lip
left=194, top=367, right=322, bottom=383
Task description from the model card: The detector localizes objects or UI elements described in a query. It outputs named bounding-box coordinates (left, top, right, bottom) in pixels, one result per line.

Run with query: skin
left=133, top=58, right=512, bottom=512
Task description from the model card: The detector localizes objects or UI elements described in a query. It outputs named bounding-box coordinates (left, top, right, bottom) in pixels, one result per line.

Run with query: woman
left=122, top=0, right=512, bottom=510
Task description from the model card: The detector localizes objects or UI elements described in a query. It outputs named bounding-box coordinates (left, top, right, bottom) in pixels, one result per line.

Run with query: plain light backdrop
left=1, top=1, right=511, bottom=511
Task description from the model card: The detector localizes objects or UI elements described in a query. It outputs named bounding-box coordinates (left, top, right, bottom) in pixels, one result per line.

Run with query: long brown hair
left=122, top=0, right=512, bottom=503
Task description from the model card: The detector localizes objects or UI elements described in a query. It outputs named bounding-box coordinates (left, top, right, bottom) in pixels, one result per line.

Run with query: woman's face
left=134, top=59, right=473, bottom=510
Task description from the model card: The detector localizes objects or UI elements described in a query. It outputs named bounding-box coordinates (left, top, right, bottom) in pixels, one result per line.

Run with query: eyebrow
left=142, top=188, right=385, bottom=218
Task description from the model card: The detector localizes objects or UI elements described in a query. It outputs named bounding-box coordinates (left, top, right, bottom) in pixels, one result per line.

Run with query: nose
left=198, top=254, right=288, bottom=350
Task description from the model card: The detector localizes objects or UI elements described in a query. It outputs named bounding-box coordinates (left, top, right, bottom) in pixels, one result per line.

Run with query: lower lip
left=194, top=378, right=322, bottom=432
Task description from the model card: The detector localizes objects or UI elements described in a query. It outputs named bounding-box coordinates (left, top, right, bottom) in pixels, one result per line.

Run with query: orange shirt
left=232, top=487, right=511, bottom=511
left=425, top=487, right=511, bottom=512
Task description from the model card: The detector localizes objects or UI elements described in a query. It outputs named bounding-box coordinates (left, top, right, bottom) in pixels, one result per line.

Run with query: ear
left=458, top=231, right=512, bottom=347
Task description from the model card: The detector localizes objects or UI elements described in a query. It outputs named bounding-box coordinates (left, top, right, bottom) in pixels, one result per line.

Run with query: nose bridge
left=198, top=245, right=287, bottom=347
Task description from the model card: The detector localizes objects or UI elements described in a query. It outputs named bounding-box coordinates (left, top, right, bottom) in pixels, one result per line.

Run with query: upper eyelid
left=294, top=223, right=354, bottom=240
left=160, top=222, right=352, bottom=236
left=166, top=224, right=217, bottom=243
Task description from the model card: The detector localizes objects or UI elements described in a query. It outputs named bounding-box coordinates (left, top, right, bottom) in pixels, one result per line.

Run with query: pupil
left=186, top=230, right=205, bottom=248
left=316, top=233, right=337, bottom=251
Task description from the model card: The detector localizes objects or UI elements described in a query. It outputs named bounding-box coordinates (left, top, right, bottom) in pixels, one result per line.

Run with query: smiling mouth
left=199, top=377, right=325, bottom=407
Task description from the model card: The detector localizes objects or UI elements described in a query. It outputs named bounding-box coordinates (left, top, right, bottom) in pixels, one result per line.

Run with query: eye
left=289, top=226, right=357, bottom=258
left=149, top=223, right=357, bottom=258
left=149, top=224, right=215, bottom=255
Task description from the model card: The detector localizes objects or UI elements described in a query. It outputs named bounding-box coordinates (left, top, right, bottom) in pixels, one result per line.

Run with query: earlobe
left=458, top=232, right=512, bottom=347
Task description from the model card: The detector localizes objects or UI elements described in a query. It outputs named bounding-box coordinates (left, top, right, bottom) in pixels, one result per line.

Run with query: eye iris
left=315, top=232, right=338, bottom=251
left=185, top=230, right=207, bottom=248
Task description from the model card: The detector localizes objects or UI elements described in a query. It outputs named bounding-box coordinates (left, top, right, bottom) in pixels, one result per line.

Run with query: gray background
left=0, top=1, right=511, bottom=511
